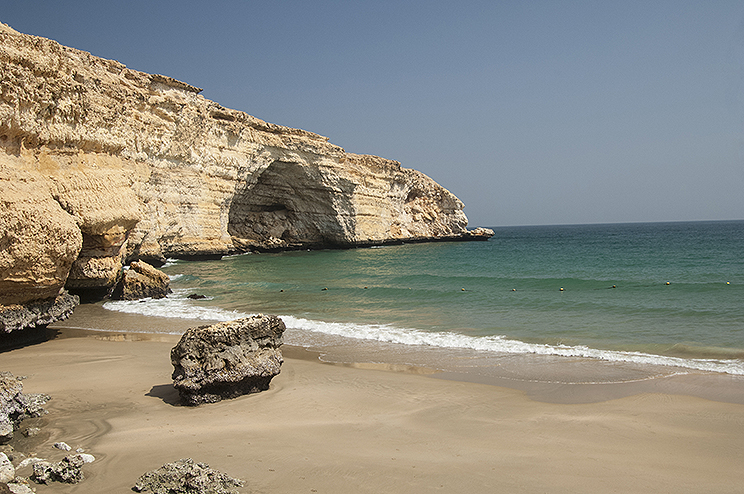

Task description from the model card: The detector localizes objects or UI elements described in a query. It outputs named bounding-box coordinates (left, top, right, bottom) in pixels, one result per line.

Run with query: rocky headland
left=0, top=21, right=492, bottom=336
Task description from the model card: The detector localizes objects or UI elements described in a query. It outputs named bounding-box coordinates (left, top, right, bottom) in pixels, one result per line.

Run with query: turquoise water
left=105, top=220, right=744, bottom=376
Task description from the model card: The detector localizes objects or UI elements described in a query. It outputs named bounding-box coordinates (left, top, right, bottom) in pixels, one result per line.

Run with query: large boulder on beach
left=111, top=261, right=171, bottom=300
left=133, top=458, right=244, bottom=494
left=170, top=315, right=285, bottom=406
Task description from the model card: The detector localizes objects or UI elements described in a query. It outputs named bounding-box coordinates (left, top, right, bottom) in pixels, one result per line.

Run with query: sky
left=2, top=1, right=744, bottom=227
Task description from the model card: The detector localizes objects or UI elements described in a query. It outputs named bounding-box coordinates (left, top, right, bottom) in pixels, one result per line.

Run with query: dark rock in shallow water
left=186, top=293, right=207, bottom=300
left=171, top=315, right=285, bottom=406
left=0, top=372, right=49, bottom=444
left=132, top=458, right=244, bottom=494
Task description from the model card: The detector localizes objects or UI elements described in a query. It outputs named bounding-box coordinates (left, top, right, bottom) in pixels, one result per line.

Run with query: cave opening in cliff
left=227, top=159, right=356, bottom=250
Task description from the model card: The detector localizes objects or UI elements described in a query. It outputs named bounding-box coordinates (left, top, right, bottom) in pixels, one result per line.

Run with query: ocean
left=104, top=220, right=744, bottom=384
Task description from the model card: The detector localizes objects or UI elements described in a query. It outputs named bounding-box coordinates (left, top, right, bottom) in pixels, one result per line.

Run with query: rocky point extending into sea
left=0, top=21, right=492, bottom=341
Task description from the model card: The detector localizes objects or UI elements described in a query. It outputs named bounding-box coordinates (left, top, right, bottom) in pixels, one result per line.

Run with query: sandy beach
left=1, top=310, right=742, bottom=493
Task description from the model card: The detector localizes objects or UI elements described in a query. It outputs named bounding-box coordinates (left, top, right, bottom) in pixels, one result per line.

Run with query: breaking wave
left=102, top=292, right=744, bottom=376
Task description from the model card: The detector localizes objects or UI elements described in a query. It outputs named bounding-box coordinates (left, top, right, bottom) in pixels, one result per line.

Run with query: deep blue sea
left=105, top=220, right=744, bottom=378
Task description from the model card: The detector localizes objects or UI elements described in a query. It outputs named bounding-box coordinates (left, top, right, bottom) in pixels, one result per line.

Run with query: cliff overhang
left=0, top=21, right=492, bottom=334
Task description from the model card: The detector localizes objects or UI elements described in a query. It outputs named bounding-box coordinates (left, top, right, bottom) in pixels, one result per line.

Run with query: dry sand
left=2, top=318, right=744, bottom=493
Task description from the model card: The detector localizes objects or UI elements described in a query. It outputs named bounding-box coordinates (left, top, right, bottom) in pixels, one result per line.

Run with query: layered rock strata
left=0, top=22, right=490, bottom=333
left=170, top=315, right=285, bottom=406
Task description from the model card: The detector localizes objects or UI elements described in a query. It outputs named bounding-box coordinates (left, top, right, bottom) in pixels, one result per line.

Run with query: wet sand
left=2, top=310, right=743, bottom=493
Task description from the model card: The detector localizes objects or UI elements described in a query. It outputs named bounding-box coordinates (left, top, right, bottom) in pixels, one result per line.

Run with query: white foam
left=279, top=315, right=744, bottom=376
left=103, top=289, right=250, bottom=322
left=222, top=252, right=253, bottom=258
left=102, top=295, right=744, bottom=376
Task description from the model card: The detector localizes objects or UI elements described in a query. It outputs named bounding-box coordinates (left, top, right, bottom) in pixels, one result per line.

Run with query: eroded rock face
left=0, top=22, right=489, bottom=333
left=171, top=315, right=285, bottom=406
left=0, top=291, right=78, bottom=336
left=1, top=22, right=477, bottom=257
left=112, top=261, right=171, bottom=300
left=0, top=170, right=83, bottom=306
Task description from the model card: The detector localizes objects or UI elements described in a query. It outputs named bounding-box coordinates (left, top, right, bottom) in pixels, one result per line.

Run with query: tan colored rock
left=112, top=261, right=170, bottom=300
left=66, top=255, right=123, bottom=289
left=0, top=147, right=141, bottom=304
left=0, top=166, right=82, bottom=305
left=0, top=22, right=477, bottom=258
left=0, top=22, right=490, bottom=324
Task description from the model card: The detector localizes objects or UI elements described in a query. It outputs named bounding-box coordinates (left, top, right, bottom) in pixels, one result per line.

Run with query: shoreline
left=49, top=303, right=744, bottom=405
left=0, top=310, right=741, bottom=492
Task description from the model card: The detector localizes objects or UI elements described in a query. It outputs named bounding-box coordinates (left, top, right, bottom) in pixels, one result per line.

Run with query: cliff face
left=0, top=23, right=487, bottom=321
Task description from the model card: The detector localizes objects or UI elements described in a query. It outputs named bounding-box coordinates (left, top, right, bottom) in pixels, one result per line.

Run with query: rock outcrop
left=171, top=315, right=285, bottom=406
left=111, top=261, right=170, bottom=300
left=133, top=458, right=244, bottom=494
left=0, top=453, right=12, bottom=484
left=30, top=454, right=87, bottom=484
left=0, top=291, right=78, bottom=339
left=0, top=372, right=49, bottom=444
left=0, top=22, right=491, bottom=333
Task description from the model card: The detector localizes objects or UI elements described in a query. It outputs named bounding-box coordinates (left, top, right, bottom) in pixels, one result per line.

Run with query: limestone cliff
left=0, top=23, right=490, bottom=322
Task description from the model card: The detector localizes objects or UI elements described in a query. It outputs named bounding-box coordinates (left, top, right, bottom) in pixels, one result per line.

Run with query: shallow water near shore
left=101, top=220, right=744, bottom=389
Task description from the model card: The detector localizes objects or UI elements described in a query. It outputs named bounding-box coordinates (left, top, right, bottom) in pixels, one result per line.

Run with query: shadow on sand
left=146, top=384, right=182, bottom=406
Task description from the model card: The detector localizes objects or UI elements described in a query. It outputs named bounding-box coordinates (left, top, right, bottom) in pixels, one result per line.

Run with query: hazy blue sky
left=3, top=1, right=743, bottom=227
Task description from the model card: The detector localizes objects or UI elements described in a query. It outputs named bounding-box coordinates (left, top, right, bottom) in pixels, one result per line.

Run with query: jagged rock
left=6, top=480, right=34, bottom=494
left=0, top=453, right=13, bottom=483
left=171, top=315, right=285, bottom=406
left=111, top=261, right=170, bottom=300
left=65, top=255, right=124, bottom=293
left=132, top=458, right=243, bottom=494
left=0, top=292, right=78, bottom=335
left=0, top=373, right=49, bottom=444
left=0, top=376, right=22, bottom=444
left=30, top=454, right=86, bottom=484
